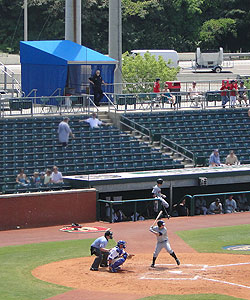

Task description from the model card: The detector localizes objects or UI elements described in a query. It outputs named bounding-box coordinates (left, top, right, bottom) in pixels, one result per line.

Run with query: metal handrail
left=185, top=190, right=250, bottom=216
left=26, top=89, right=37, bottom=98
left=50, top=88, right=62, bottom=96
left=161, top=136, right=195, bottom=164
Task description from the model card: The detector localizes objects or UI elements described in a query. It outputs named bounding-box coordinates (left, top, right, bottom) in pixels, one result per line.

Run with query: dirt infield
left=1, top=212, right=250, bottom=300
left=33, top=253, right=250, bottom=300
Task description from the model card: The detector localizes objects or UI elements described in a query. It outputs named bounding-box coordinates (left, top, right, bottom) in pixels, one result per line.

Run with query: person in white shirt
left=80, top=113, right=104, bottom=129
left=51, top=166, right=63, bottom=184
left=189, top=81, right=202, bottom=106
left=225, top=195, right=237, bottom=213
left=58, top=117, right=74, bottom=147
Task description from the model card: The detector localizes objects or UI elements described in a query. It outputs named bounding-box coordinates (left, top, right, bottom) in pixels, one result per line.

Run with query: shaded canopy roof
left=20, top=40, right=117, bottom=65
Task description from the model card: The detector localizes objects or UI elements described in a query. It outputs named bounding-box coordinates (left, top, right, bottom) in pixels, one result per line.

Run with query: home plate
left=169, top=270, right=183, bottom=274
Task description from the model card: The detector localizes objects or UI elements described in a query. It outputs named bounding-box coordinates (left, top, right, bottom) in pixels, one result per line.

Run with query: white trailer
left=194, top=47, right=225, bottom=73
left=131, top=50, right=179, bottom=68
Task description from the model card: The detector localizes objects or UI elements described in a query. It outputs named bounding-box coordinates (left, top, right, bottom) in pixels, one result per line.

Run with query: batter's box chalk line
left=140, top=262, right=250, bottom=289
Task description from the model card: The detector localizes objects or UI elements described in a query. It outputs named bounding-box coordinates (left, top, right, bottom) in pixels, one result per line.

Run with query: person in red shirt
left=153, top=78, right=161, bottom=93
left=220, top=80, right=229, bottom=108
left=229, top=80, right=238, bottom=108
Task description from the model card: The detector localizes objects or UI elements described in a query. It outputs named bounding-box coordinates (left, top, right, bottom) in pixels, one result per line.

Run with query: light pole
left=109, top=0, right=122, bottom=94
left=24, top=0, right=28, bottom=41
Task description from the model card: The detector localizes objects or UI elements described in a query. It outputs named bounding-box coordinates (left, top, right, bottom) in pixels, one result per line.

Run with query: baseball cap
left=215, top=198, right=220, bottom=202
left=214, top=149, right=219, bottom=152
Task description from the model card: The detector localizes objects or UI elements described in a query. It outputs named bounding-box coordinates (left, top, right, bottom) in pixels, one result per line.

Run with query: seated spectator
left=237, top=193, right=250, bottom=211
left=209, top=198, right=223, bottom=214
left=16, top=168, right=30, bottom=187
left=225, top=150, right=239, bottom=165
left=237, top=81, right=248, bottom=107
left=162, top=84, right=176, bottom=108
left=51, top=166, right=63, bottom=184
left=225, top=195, right=237, bottom=213
left=31, top=172, right=42, bottom=187
left=209, top=149, right=221, bottom=167
left=195, top=197, right=208, bottom=215
left=43, top=169, right=52, bottom=185
left=80, top=112, right=104, bottom=129
left=189, top=81, right=202, bottom=107
left=175, top=199, right=189, bottom=216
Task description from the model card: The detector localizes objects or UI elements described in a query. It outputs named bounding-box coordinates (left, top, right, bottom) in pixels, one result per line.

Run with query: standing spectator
left=80, top=112, right=104, bottom=129
left=89, top=69, right=105, bottom=106
left=238, top=193, right=250, bottom=211
left=209, top=149, right=221, bottom=167
left=195, top=197, right=208, bottom=215
left=238, top=81, right=248, bottom=107
left=189, top=81, right=202, bottom=107
left=225, top=195, right=237, bottom=213
left=175, top=198, right=189, bottom=216
left=220, top=80, right=229, bottom=108
left=58, top=117, right=74, bottom=147
left=209, top=198, right=223, bottom=214
left=31, top=171, right=41, bottom=187
left=153, top=78, right=161, bottom=93
left=229, top=80, right=238, bottom=108
left=225, top=150, right=239, bottom=165
left=51, top=166, right=63, bottom=184
left=16, top=168, right=30, bottom=187
left=43, top=169, right=52, bottom=185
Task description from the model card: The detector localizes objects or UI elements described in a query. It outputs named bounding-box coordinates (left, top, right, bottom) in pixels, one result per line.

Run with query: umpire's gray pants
left=153, top=240, right=173, bottom=257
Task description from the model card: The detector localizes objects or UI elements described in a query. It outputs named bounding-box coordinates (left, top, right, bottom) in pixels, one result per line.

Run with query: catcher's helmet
left=105, top=230, right=113, bottom=239
left=157, top=178, right=164, bottom=184
left=117, top=240, right=126, bottom=248
left=157, top=220, right=165, bottom=227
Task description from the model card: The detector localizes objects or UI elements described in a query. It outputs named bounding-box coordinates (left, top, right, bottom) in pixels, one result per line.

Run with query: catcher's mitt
left=127, top=254, right=135, bottom=259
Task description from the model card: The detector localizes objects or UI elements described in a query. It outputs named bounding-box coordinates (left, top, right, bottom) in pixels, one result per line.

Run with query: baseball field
left=0, top=212, right=250, bottom=300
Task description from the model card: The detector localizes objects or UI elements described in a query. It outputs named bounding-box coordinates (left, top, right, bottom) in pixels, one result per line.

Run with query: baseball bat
left=152, top=210, right=163, bottom=227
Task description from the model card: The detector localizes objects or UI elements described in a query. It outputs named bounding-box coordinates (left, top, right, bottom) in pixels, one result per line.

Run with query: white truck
left=131, top=50, right=179, bottom=68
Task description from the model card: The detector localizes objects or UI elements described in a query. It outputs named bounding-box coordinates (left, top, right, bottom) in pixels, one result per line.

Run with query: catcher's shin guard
left=112, top=258, right=125, bottom=270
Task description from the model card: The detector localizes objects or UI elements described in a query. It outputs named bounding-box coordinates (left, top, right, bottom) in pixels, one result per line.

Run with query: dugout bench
left=97, top=198, right=165, bottom=223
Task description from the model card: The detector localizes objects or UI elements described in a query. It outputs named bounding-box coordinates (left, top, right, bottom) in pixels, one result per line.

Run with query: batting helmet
left=105, top=230, right=113, bottom=239
left=117, top=240, right=126, bottom=248
left=157, top=178, right=164, bottom=184
left=157, top=220, right=165, bottom=227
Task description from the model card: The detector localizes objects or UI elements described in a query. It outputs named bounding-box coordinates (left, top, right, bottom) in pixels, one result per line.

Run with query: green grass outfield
left=176, top=224, right=250, bottom=254
left=0, top=224, right=249, bottom=300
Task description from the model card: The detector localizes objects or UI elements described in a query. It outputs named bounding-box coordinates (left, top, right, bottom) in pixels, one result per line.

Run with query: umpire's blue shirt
left=91, top=236, right=108, bottom=249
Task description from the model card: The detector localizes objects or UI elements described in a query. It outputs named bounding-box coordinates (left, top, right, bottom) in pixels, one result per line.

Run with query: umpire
left=90, top=230, right=113, bottom=271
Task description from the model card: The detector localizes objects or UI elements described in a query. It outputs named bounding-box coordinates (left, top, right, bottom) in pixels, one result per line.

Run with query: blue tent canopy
left=20, top=40, right=117, bottom=99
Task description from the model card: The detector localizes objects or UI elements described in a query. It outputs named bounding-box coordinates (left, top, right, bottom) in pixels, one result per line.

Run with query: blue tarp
left=20, top=40, right=116, bottom=99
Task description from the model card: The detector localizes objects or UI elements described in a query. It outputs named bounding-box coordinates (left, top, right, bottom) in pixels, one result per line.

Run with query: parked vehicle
left=131, top=50, right=179, bottom=68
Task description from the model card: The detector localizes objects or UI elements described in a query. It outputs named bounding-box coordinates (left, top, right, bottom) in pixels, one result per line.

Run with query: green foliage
left=122, top=51, right=179, bottom=93
left=199, top=18, right=237, bottom=50
left=176, top=224, right=250, bottom=254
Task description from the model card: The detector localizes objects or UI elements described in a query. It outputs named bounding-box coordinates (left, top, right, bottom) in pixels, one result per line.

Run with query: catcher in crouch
left=150, top=220, right=180, bottom=268
left=108, top=240, right=134, bottom=273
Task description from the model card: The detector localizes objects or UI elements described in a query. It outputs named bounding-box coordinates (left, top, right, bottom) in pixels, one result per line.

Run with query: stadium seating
left=123, top=108, right=250, bottom=166
left=0, top=114, right=182, bottom=194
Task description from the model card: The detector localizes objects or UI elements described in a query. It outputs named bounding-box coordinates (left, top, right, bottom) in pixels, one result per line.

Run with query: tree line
left=0, top=0, right=249, bottom=54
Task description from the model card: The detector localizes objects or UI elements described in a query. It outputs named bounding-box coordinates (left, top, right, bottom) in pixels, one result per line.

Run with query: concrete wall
left=0, top=188, right=97, bottom=230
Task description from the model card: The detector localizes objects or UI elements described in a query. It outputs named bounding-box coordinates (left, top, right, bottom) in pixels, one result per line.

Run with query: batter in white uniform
left=150, top=220, right=180, bottom=267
